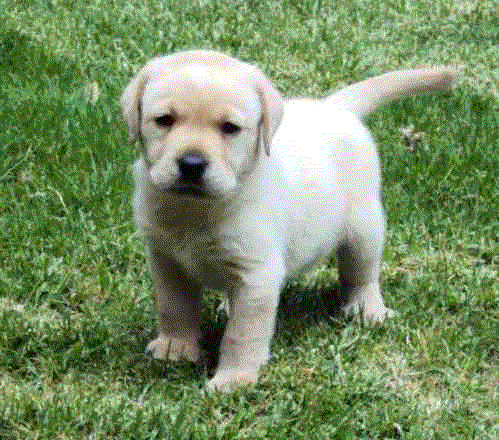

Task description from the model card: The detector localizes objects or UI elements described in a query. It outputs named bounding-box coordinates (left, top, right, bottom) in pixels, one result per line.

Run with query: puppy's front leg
left=146, top=247, right=201, bottom=363
left=208, top=279, right=282, bottom=392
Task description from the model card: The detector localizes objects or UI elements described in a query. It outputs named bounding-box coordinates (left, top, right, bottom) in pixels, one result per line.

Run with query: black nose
left=177, top=154, right=208, bottom=181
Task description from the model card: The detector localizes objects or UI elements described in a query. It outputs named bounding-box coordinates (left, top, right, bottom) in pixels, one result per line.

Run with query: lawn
left=0, top=0, right=498, bottom=438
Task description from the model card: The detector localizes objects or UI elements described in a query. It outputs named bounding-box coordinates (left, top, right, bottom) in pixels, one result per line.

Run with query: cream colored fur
left=121, top=50, right=457, bottom=392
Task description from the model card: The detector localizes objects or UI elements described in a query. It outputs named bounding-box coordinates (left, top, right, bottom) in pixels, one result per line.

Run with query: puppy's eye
left=220, top=121, right=241, bottom=135
left=155, top=114, right=176, bottom=128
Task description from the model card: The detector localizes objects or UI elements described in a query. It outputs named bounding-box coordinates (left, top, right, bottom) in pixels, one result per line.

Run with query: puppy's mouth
left=168, top=179, right=213, bottom=198
left=146, top=171, right=215, bottom=198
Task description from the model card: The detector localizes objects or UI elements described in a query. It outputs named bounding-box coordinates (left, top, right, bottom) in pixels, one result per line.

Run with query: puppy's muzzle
left=171, top=153, right=210, bottom=197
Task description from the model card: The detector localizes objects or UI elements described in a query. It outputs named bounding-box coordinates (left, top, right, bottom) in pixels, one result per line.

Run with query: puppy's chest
left=157, top=226, right=258, bottom=290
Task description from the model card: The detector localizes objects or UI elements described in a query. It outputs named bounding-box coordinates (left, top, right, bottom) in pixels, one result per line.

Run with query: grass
left=0, top=0, right=498, bottom=438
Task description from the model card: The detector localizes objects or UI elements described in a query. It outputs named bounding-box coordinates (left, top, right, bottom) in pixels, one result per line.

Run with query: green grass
left=1, top=0, right=498, bottom=438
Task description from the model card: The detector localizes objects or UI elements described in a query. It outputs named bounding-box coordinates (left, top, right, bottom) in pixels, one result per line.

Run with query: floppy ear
left=120, top=66, right=150, bottom=142
left=253, top=69, right=284, bottom=156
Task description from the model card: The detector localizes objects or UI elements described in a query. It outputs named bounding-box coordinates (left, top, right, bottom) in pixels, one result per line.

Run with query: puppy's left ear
left=120, top=66, right=150, bottom=142
left=252, top=69, right=284, bottom=156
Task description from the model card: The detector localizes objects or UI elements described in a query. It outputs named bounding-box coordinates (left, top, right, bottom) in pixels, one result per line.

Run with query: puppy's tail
left=326, top=66, right=461, bottom=117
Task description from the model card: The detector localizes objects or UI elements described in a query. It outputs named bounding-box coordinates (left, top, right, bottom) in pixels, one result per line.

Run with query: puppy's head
left=121, top=50, right=283, bottom=199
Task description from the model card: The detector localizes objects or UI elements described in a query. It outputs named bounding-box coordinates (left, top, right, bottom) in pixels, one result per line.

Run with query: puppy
left=121, top=50, right=457, bottom=391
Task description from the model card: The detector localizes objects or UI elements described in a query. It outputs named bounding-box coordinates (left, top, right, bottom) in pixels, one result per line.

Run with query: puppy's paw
left=145, top=334, right=200, bottom=363
left=362, top=305, right=396, bottom=323
left=341, top=282, right=396, bottom=324
left=207, top=368, right=258, bottom=393
left=342, top=301, right=396, bottom=323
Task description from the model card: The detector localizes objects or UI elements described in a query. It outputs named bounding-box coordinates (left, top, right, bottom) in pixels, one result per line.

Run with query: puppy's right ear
left=120, top=67, right=150, bottom=142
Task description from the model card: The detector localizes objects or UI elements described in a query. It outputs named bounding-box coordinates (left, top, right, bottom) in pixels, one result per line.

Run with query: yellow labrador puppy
left=121, top=51, right=457, bottom=391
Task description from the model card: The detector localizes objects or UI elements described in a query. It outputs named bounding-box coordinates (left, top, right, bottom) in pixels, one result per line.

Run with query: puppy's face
left=121, top=51, right=284, bottom=199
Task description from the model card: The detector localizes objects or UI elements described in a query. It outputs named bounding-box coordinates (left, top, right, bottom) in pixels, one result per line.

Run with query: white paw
left=342, top=302, right=396, bottom=323
left=207, top=368, right=258, bottom=393
left=145, top=334, right=200, bottom=363
left=341, top=282, right=395, bottom=324
left=363, top=305, right=396, bottom=323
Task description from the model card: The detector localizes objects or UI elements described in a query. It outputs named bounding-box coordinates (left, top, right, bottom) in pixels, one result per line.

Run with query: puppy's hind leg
left=337, top=198, right=393, bottom=323
left=146, top=247, right=201, bottom=363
